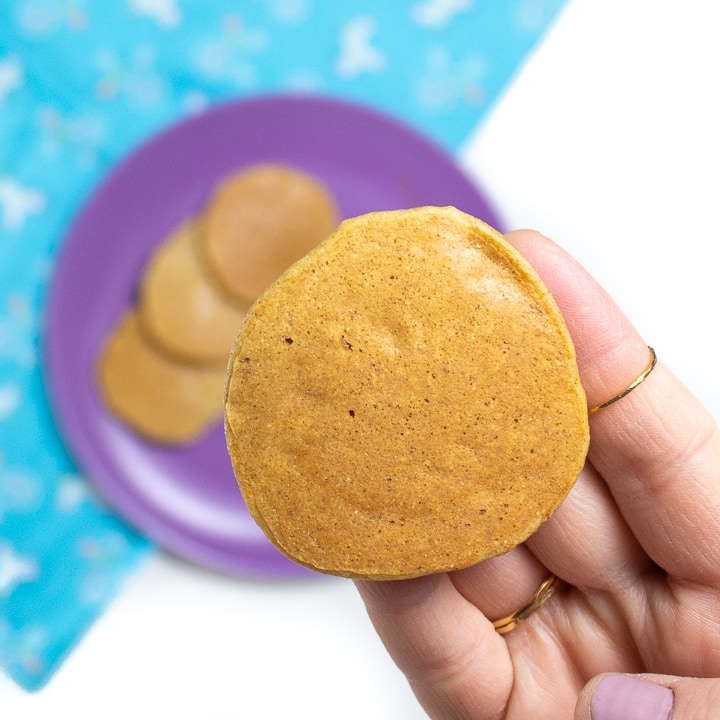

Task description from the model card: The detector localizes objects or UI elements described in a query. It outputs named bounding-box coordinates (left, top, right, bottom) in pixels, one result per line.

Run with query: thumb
left=576, top=672, right=720, bottom=720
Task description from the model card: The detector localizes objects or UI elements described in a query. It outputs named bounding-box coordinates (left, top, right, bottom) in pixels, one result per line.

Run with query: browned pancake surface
left=99, top=312, right=226, bottom=444
left=225, top=207, right=589, bottom=578
left=137, top=219, right=248, bottom=366
left=200, top=164, right=338, bottom=303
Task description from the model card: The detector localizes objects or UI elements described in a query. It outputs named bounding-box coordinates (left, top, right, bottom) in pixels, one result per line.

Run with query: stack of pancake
left=98, top=164, right=338, bottom=444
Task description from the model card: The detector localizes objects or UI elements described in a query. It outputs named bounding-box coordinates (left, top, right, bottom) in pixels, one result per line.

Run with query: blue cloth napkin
left=0, top=0, right=568, bottom=691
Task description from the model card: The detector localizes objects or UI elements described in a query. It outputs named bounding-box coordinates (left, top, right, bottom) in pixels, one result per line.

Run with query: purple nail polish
left=591, top=674, right=674, bottom=720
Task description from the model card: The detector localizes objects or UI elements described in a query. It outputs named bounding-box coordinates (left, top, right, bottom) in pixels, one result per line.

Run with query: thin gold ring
left=588, top=346, right=657, bottom=415
left=492, top=574, right=561, bottom=635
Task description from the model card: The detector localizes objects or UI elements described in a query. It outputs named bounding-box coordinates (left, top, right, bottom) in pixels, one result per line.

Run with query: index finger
left=507, top=230, right=720, bottom=587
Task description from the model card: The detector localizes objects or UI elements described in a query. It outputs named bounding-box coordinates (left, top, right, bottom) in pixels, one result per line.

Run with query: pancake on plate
left=199, top=163, right=338, bottom=303
left=136, top=219, right=248, bottom=367
left=98, top=312, right=226, bottom=445
left=225, top=206, right=589, bottom=579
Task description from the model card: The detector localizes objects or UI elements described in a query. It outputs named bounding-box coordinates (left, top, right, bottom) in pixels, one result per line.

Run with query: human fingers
left=355, top=574, right=513, bottom=719
left=575, top=672, right=720, bottom=720
left=448, top=463, right=650, bottom=654
left=449, top=544, right=549, bottom=624
left=526, top=462, right=652, bottom=593
left=506, top=230, right=720, bottom=588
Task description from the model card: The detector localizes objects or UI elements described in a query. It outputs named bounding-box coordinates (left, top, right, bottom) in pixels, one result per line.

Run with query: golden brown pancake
left=136, top=219, right=248, bottom=367
left=225, top=206, right=590, bottom=579
left=98, top=312, right=226, bottom=444
left=199, top=164, right=338, bottom=303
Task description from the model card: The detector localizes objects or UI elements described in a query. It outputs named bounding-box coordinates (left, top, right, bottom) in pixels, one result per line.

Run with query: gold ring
left=492, top=574, right=561, bottom=635
left=588, top=346, right=657, bottom=415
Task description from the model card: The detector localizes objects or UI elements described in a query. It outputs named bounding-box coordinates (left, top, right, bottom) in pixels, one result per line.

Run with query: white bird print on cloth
left=0, top=177, right=46, bottom=232
left=0, top=55, right=23, bottom=103
left=412, top=0, right=473, bottom=28
left=0, top=543, right=38, bottom=598
left=127, top=0, right=181, bottom=28
left=336, top=16, right=387, bottom=79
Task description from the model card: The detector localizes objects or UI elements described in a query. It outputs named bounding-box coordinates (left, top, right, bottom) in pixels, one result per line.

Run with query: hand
left=355, top=230, right=720, bottom=719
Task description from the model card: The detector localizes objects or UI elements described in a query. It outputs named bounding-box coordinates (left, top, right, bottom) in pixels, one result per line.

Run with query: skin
left=355, top=230, right=720, bottom=720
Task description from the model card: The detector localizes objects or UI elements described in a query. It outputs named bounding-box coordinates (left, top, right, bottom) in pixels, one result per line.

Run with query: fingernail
left=591, top=674, right=674, bottom=720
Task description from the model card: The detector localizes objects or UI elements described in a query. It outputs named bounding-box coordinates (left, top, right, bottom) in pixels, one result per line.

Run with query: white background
left=3, top=0, right=719, bottom=717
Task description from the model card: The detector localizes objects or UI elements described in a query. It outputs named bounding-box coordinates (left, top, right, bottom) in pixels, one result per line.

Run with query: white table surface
left=3, top=0, right=718, bottom=717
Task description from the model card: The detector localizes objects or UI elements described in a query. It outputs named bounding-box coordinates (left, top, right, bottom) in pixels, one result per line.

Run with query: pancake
left=225, top=206, right=590, bottom=579
left=136, top=219, right=248, bottom=366
left=98, top=312, right=226, bottom=445
left=199, top=164, right=338, bottom=303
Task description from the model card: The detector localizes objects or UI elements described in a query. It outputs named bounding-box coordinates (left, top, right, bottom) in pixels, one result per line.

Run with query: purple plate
left=44, top=94, right=501, bottom=578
